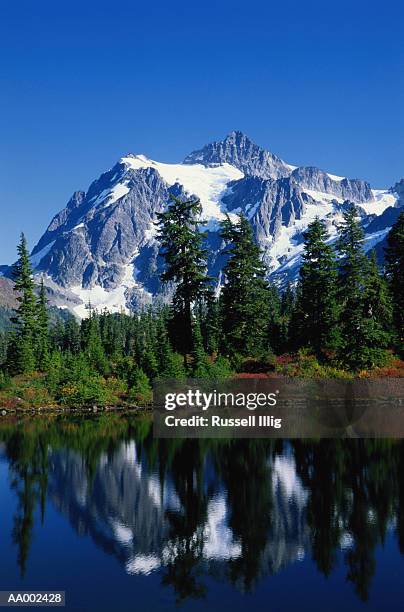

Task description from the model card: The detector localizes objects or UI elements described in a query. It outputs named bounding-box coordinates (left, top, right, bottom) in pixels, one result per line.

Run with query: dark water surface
left=1, top=414, right=404, bottom=611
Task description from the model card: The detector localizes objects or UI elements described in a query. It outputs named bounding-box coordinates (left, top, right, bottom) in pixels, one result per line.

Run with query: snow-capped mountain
left=5, top=131, right=403, bottom=317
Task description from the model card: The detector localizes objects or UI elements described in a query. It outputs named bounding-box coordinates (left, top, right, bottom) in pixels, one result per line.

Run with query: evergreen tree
left=156, top=195, right=211, bottom=357
left=80, top=311, right=108, bottom=374
left=203, top=295, right=220, bottom=355
left=8, top=233, right=37, bottom=373
left=385, top=211, right=404, bottom=355
left=363, top=250, right=393, bottom=350
left=337, top=204, right=388, bottom=369
left=63, top=315, right=81, bottom=354
left=190, top=317, right=210, bottom=377
left=219, top=214, right=270, bottom=357
left=266, top=283, right=282, bottom=354
left=35, top=279, right=50, bottom=370
left=99, top=309, right=124, bottom=357
left=138, top=308, right=159, bottom=378
left=132, top=311, right=146, bottom=365
left=291, top=218, right=339, bottom=358
left=155, top=315, right=186, bottom=379
left=127, top=366, right=152, bottom=404
left=194, top=296, right=219, bottom=355
left=279, top=282, right=296, bottom=353
left=281, top=282, right=295, bottom=319
left=141, top=343, right=159, bottom=379
left=0, top=330, right=9, bottom=367
left=49, top=318, right=65, bottom=352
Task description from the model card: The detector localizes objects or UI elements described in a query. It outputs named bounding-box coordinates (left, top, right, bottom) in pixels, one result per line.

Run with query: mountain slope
left=2, top=132, right=401, bottom=317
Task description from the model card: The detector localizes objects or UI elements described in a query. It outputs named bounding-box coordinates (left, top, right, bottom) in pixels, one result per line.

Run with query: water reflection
left=0, top=415, right=403, bottom=604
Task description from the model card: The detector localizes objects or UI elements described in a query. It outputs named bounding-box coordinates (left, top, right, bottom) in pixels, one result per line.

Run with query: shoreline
left=0, top=404, right=150, bottom=416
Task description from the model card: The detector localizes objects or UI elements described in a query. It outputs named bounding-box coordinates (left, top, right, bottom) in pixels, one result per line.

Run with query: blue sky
left=0, top=0, right=403, bottom=263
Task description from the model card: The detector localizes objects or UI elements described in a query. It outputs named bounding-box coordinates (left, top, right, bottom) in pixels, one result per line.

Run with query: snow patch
left=70, top=261, right=139, bottom=318
left=361, top=190, right=397, bottom=216
left=144, top=222, right=157, bottom=242
left=327, top=172, right=345, bottom=182
left=363, top=228, right=390, bottom=252
left=268, top=193, right=338, bottom=273
left=121, top=154, right=244, bottom=228
left=268, top=186, right=394, bottom=276
left=305, top=189, right=343, bottom=203
left=90, top=183, right=130, bottom=208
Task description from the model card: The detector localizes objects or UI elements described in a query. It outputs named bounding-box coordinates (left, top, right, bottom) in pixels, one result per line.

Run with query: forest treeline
left=0, top=197, right=403, bottom=407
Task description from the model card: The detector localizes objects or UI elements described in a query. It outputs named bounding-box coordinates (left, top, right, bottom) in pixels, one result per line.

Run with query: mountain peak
left=183, top=131, right=291, bottom=180
left=222, top=130, right=263, bottom=148
left=224, top=129, right=249, bottom=140
left=120, top=153, right=152, bottom=169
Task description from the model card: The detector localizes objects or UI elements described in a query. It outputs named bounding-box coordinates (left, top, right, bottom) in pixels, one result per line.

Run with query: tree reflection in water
left=0, top=415, right=403, bottom=602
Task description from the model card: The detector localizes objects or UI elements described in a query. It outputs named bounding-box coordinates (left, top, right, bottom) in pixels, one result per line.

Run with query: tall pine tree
left=291, top=218, right=339, bottom=358
left=362, top=250, right=393, bottom=358
left=156, top=195, right=211, bottom=358
left=219, top=214, right=270, bottom=357
left=8, top=233, right=37, bottom=373
left=385, top=211, right=404, bottom=355
left=337, top=204, right=388, bottom=369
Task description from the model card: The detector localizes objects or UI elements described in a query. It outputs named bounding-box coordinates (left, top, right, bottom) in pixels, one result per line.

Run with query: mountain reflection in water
left=1, top=414, right=404, bottom=610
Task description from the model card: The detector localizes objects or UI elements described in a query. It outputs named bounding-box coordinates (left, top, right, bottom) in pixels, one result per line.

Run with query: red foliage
left=234, top=373, right=271, bottom=379
left=275, top=354, right=295, bottom=365
left=360, top=359, right=404, bottom=378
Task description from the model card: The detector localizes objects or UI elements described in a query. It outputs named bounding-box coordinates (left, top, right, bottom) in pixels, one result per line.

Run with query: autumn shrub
left=359, top=357, right=404, bottom=378
left=59, top=375, right=109, bottom=407
left=0, top=373, right=54, bottom=408
left=275, top=350, right=353, bottom=379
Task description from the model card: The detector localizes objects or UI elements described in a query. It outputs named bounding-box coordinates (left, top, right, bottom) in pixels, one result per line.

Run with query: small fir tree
left=190, top=317, right=210, bottom=377
left=80, top=311, right=108, bottom=374
left=35, top=278, right=50, bottom=370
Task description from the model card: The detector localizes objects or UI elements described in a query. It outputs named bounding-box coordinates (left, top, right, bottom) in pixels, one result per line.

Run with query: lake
left=1, top=413, right=404, bottom=611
